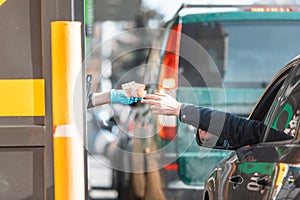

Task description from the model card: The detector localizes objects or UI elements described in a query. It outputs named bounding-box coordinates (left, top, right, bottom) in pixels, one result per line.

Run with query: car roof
left=171, top=4, right=300, bottom=23
left=175, top=3, right=300, bottom=15
left=176, top=4, right=240, bottom=16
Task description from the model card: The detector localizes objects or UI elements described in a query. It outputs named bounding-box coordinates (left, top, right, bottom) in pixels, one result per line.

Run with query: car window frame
left=247, top=58, right=300, bottom=146
left=248, top=65, right=293, bottom=122
left=263, top=63, right=300, bottom=142
left=249, top=59, right=300, bottom=144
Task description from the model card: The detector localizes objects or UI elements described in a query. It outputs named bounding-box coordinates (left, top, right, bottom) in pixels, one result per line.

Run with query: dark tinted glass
left=268, top=65, right=300, bottom=139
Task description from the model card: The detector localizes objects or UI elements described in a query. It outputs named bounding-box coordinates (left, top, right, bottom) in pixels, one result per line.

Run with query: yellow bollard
left=51, top=21, right=85, bottom=200
left=0, top=0, right=6, bottom=7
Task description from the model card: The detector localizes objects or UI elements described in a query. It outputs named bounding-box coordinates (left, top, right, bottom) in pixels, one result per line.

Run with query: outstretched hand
left=141, top=93, right=182, bottom=116
left=110, top=89, right=142, bottom=105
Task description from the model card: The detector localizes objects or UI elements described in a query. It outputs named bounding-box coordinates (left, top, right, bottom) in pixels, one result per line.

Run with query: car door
left=229, top=146, right=279, bottom=200
left=225, top=58, right=300, bottom=199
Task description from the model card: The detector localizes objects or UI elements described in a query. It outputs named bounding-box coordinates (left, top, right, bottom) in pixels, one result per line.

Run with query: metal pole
left=51, top=21, right=85, bottom=200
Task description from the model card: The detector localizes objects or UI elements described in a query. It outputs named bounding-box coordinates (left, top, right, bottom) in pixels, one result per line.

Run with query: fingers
left=141, top=92, right=178, bottom=116
left=141, top=93, right=160, bottom=104
left=141, top=96, right=165, bottom=114
left=143, top=92, right=169, bottom=100
left=141, top=98, right=159, bottom=105
left=143, top=93, right=162, bottom=100
left=154, top=92, right=168, bottom=96
left=150, top=105, right=168, bottom=115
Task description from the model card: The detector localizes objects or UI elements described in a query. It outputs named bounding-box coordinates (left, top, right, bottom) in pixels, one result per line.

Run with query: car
left=203, top=55, right=300, bottom=200
left=108, top=4, right=300, bottom=200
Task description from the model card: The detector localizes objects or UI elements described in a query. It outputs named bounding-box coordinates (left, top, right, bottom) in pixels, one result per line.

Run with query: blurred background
left=86, top=0, right=300, bottom=199
left=85, top=0, right=300, bottom=98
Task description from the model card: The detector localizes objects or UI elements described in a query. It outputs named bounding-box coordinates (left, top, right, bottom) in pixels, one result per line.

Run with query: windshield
left=179, top=21, right=300, bottom=88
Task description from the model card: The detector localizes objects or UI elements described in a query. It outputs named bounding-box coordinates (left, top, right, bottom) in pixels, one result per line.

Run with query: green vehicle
left=110, top=4, right=300, bottom=200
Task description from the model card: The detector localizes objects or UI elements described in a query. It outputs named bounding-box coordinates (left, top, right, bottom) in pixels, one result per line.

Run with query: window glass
left=0, top=0, right=42, bottom=79
left=0, top=148, right=43, bottom=199
left=179, top=21, right=300, bottom=88
left=0, top=0, right=43, bottom=126
left=266, top=65, right=300, bottom=139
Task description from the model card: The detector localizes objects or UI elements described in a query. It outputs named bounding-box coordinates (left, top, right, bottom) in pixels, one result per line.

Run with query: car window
left=265, top=64, right=300, bottom=140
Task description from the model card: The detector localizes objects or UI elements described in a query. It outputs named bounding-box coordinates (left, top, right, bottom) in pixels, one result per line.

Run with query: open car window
left=264, top=64, right=300, bottom=141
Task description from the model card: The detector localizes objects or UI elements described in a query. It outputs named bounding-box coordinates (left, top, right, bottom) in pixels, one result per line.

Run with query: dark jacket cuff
left=179, top=103, right=201, bottom=129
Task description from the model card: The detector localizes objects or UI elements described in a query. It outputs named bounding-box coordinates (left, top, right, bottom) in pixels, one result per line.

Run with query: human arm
left=141, top=93, right=220, bottom=128
left=179, top=104, right=293, bottom=148
left=142, top=93, right=293, bottom=149
left=91, top=91, right=111, bottom=106
left=87, top=89, right=143, bottom=108
left=179, top=103, right=293, bottom=148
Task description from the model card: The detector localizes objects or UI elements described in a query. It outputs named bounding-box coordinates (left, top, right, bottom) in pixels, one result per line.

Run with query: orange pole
left=51, top=21, right=85, bottom=200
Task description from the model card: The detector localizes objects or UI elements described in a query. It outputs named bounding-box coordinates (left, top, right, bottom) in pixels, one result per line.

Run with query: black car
left=203, top=55, right=300, bottom=200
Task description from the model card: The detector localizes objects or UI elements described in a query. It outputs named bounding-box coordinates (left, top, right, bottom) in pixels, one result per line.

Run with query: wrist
left=175, top=102, right=182, bottom=117
left=91, top=93, right=96, bottom=105
left=110, top=89, right=116, bottom=103
left=92, top=91, right=111, bottom=106
left=110, top=89, right=131, bottom=104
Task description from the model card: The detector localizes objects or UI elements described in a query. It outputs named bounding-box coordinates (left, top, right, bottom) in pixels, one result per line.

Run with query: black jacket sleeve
left=179, top=103, right=293, bottom=149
